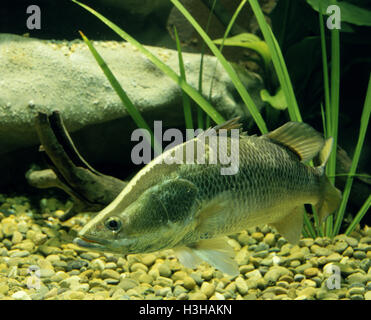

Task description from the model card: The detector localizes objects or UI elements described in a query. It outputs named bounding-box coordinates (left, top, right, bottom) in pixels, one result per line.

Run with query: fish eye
left=104, top=216, right=122, bottom=232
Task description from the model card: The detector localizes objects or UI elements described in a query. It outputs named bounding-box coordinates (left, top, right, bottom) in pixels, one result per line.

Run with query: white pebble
left=12, top=291, right=32, bottom=300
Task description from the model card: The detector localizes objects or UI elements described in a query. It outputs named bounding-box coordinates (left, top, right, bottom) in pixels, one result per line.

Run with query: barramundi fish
left=74, top=119, right=342, bottom=276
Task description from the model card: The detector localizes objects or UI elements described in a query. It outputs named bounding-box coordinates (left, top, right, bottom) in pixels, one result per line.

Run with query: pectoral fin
left=270, top=206, right=304, bottom=244
left=173, top=238, right=239, bottom=276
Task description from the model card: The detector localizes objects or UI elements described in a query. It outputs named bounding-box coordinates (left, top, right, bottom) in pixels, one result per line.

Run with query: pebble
left=296, top=287, right=316, bottom=298
left=141, top=254, right=157, bottom=267
left=304, top=267, right=319, bottom=277
left=67, top=290, right=86, bottom=300
left=2, top=195, right=371, bottom=301
left=130, top=262, right=148, bottom=273
left=154, top=276, right=173, bottom=287
left=311, top=245, right=333, bottom=256
left=189, top=292, right=207, bottom=300
left=101, top=269, right=120, bottom=280
left=335, top=235, right=358, bottom=247
left=118, top=278, right=139, bottom=291
left=80, top=252, right=101, bottom=261
left=235, top=277, right=248, bottom=295
left=200, top=282, right=215, bottom=298
left=172, top=271, right=188, bottom=282
left=333, top=241, right=348, bottom=253
left=353, top=251, right=366, bottom=260
left=91, top=259, right=105, bottom=271
left=12, top=290, right=32, bottom=300
left=183, top=276, right=196, bottom=290
left=347, top=272, right=369, bottom=284
left=157, top=263, right=172, bottom=278
left=264, top=266, right=291, bottom=283
left=11, top=231, right=23, bottom=244
left=251, top=232, right=264, bottom=242
left=263, top=233, right=276, bottom=246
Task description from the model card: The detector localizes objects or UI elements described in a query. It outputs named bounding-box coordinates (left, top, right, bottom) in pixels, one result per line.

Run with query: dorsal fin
left=212, top=117, right=242, bottom=132
left=200, top=117, right=247, bottom=138
left=266, top=122, right=324, bottom=162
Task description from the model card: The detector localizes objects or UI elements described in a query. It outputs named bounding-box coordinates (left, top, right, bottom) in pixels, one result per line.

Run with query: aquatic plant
left=72, top=0, right=370, bottom=239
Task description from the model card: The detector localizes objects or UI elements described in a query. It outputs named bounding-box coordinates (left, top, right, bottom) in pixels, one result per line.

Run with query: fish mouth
left=73, top=236, right=108, bottom=251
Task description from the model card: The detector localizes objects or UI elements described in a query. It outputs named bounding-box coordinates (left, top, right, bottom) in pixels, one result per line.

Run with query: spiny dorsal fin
left=213, top=117, right=242, bottom=132
left=201, top=117, right=248, bottom=138
left=266, top=122, right=324, bottom=162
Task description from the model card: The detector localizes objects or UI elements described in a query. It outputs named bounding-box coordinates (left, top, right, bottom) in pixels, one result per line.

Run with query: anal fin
left=270, top=206, right=304, bottom=244
left=173, top=238, right=239, bottom=277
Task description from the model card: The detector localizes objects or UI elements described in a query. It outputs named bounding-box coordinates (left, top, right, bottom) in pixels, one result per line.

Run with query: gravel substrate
left=0, top=194, right=370, bottom=300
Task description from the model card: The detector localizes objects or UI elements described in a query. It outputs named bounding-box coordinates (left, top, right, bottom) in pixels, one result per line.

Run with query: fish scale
left=74, top=120, right=342, bottom=276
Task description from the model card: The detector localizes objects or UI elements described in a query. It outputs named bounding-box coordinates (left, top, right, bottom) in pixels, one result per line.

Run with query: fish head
left=74, top=177, right=199, bottom=255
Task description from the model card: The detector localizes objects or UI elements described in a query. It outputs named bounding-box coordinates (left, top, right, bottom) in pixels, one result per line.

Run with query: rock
left=251, top=232, right=264, bottom=242
left=154, top=276, right=173, bottom=287
left=173, top=285, right=187, bottom=297
left=2, top=218, right=17, bottom=237
left=118, top=278, right=139, bottom=291
left=296, top=287, right=316, bottom=299
left=294, top=274, right=305, bottom=282
left=210, top=292, right=225, bottom=300
left=0, top=34, right=265, bottom=188
left=235, top=277, right=248, bottom=295
left=347, top=286, right=365, bottom=296
left=263, top=233, right=276, bottom=246
left=0, top=284, right=9, bottom=295
left=67, top=290, right=86, bottom=300
left=333, top=240, right=348, bottom=253
left=200, top=282, right=215, bottom=298
left=130, top=262, right=148, bottom=273
left=353, top=251, right=367, bottom=260
left=183, top=276, right=197, bottom=290
left=11, top=231, right=23, bottom=244
left=304, top=267, right=320, bottom=278
left=189, top=292, right=207, bottom=300
left=172, top=271, right=188, bottom=282
left=51, top=271, right=69, bottom=283
left=13, top=240, right=34, bottom=252
left=101, top=269, right=121, bottom=280
left=346, top=273, right=369, bottom=284
left=141, top=254, right=157, bottom=267
left=343, top=246, right=354, bottom=257
left=245, top=269, right=262, bottom=280
left=91, top=259, right=106, bottom=271
left=12, top=290, right=32, bottom=300
left=334, top=235, right=359, bottom=247
left=264, top=266, right=291, bottom=283
left=299, top=238, right=314, bottom=247
left=157, top=263, right=172, bottom=278
left=80, top=252, right=101, bottom=261
left=201, top=269, right=214, bottom=281
left=310, top=245, right=333, bottom=256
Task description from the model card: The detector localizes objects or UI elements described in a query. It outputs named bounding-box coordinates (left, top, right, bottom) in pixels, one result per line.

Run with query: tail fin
left=315, top=137, right=342, bottom=224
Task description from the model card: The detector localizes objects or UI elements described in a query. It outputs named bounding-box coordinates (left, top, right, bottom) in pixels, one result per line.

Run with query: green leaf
left=72, top=0, right=226, bottom=125
left=213, top=33, right=271, bottom=69
left=260, top=87, right=287, bottom=110
left=78, top=31, right=162, bottom=155
left=306, top=0, right=371, bottom=26
left=170, top=0, right=268, bottom=134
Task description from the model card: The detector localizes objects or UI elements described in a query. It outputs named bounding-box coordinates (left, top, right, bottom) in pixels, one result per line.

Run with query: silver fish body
left=74, top=120, right=341, bottom=275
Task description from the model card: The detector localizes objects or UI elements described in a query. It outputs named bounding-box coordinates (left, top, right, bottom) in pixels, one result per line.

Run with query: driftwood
left=26, top=111, right=126, bottom=221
